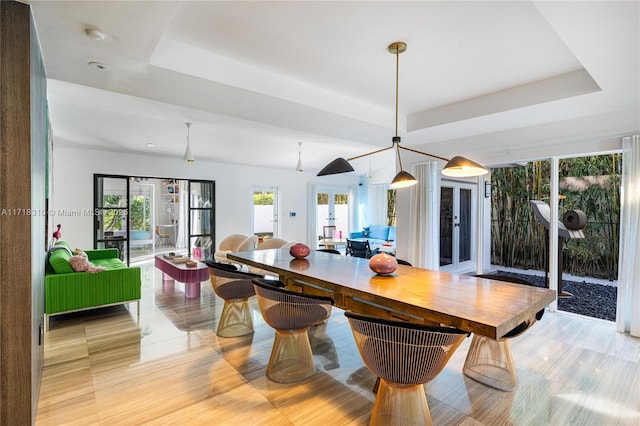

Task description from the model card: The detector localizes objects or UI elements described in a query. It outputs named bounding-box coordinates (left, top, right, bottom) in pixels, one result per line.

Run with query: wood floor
left=36, top=261, right=640, bottom=425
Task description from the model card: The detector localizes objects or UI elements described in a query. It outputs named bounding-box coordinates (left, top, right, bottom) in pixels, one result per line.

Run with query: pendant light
left=317, top=42, right=488, bottom=185
left=183, top=122, right=195, bottom=162
left=296, top=142, right=303, bottom=172
left=388, top=42, right=417, bottom=189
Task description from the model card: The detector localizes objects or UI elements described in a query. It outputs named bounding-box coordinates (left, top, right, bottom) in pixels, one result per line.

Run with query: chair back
left=323, top=225, right=336, bottom=239
left=475, top=273, right=544, bottom=336
left=256, top=238, right=289, bottom=250
left=205, top=261, right=261, bottom=300
left=252, top=279, right=333, bottom=330
left=218, top=234, right=250, bottom=251
left=346, top=239, right=372, bottom=258
left=345, top=311, right=467, bottom=385
left=316, top=249, right=341, bottom=255
left=475, top=273, right=533, bottom=285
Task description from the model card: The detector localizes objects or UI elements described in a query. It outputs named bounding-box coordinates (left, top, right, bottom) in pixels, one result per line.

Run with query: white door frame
left=252, top=186, right=280, bottom=238
left=440, top=180, right=477, bottom=273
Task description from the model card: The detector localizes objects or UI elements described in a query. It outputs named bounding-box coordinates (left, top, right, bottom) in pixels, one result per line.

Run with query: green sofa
left=45, top=241, right=141, bottom=330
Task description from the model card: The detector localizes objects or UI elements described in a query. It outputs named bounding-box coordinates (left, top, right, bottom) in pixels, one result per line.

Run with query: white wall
left=51, top=146, right=358, bottom=250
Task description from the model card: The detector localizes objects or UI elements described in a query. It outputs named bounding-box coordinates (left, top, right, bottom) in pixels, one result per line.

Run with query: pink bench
left=154, top=255, right=209, bottom=298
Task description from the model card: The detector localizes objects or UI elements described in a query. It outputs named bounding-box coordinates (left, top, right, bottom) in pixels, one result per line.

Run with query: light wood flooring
left=36, top=261, right=640, bottom=425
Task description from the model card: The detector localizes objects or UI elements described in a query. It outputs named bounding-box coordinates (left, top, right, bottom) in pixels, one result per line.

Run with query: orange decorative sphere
left=368, top=253, right=398, bottom=275
left=289, top=243, right=311, bottom=259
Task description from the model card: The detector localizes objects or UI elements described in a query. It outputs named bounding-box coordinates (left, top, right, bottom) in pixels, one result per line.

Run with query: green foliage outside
left=491, top=154, right=620, bottom=280
left=317, top=193, right=348, bottom=205
left=102, top=195, right=124, bottom=231
left=129, top=195, right=150, bottom=231
left=335, top=194, right=348, bottom=204
left=254, top=191, right=274, bottom=205
left=102, top=194, right=150, bottom=232
left=387, top=189, right=396, bottom=226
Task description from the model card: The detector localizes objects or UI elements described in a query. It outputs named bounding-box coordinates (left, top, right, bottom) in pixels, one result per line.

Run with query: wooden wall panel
left=30, top=4, right=47, bottom=419
left=0, top=1, right=46, bottom=423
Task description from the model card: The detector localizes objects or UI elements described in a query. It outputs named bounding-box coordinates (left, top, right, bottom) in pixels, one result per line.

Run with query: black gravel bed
left=494, top=271, right=617, bottom=322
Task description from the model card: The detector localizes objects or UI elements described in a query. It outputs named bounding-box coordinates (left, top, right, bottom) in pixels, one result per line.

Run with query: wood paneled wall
left=0, top=1, right=47, bottom=423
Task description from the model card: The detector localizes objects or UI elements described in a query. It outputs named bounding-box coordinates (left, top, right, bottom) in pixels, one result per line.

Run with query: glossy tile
left=36, top=260, right=640, bottom=426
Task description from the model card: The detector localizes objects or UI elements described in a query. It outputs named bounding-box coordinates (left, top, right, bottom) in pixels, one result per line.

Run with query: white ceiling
left=28, top=1, right=640, bottom=175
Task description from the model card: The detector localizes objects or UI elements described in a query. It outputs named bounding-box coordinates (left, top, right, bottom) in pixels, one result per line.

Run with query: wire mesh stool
left=206, top=261, right=262, bottom=338
left=345, top=311, right=468, bottom=426
left=252, top=278, right=334, bottom=383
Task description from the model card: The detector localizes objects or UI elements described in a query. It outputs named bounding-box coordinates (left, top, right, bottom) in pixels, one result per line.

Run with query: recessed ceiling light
left=88, top=61, right=111, bottom=71
left=146, top=142, right=155, bottom=148
left=85, top=28, right=105, bottom=41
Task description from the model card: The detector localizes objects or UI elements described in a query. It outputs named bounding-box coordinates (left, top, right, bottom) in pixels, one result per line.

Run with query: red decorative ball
left=368, top=253, right=398, bottom=275
left=289, top=243, right=311, bottom=259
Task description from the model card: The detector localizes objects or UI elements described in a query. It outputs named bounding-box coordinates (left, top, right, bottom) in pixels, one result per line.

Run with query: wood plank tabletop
left=228, top=249, right=556, bottom=339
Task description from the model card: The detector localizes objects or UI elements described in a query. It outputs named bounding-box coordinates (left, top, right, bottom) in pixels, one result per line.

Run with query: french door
left=440, top=181, right=476, bottom=273
left=316, top=189, right=349, bottom=240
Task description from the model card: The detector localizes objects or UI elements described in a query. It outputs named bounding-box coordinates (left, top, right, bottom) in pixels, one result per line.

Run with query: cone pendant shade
left=442, top=156, right=488, bottom=177
left=390, top=171, right=418, bottom=189
left=183, top=122, right=195, bottom=162
left=317, top=157, right=354, bottom=176
left=183, top=143, right=194, bottom=162
left=296, top=142, right=303, bottom=172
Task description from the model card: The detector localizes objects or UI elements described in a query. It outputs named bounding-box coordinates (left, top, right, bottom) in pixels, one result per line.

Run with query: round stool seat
left=215, top=281, right=255, bottom=301
left=262, top=304, right=330, bottom=331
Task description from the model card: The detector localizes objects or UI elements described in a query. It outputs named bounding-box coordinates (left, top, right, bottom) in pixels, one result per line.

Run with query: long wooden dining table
left=227, top=249, right=556, bottom=340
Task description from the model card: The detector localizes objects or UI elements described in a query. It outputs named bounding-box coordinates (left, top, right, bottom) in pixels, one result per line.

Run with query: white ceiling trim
left=150, top=37, right=395, bottom=129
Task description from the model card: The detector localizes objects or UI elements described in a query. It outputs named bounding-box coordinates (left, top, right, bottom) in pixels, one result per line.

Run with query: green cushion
left=49, top=248, right=74, bottom=274
left=93, top=258, right=127, bottom=270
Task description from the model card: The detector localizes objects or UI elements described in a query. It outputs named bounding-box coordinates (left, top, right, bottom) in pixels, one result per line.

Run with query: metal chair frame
left=253, top=278, right=334, bottom=383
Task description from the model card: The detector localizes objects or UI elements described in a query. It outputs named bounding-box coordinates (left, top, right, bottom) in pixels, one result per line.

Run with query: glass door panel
left=459, top=188, right=472, bottom=263
left=440, top=187, right=453, bottom=267
left=440, top=183, right=476, bottom=272
left=317, top=192, right=331, bottom=240
left=188, top=180, right=215, bottom=261
left=94, top=176, right=129, bottom=262
left=316, top=189, right=349, bottom=242
left=333, top=193, right=348, bottom=239
left=129, top=181, right=154, bottom=256
left=191, top=181, right=213, bottom=207
left=253, top=188, right=278, bottom=242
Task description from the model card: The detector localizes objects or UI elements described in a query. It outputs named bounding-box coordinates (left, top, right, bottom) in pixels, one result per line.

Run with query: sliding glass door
left=94, top=175, right=215, bottom=264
